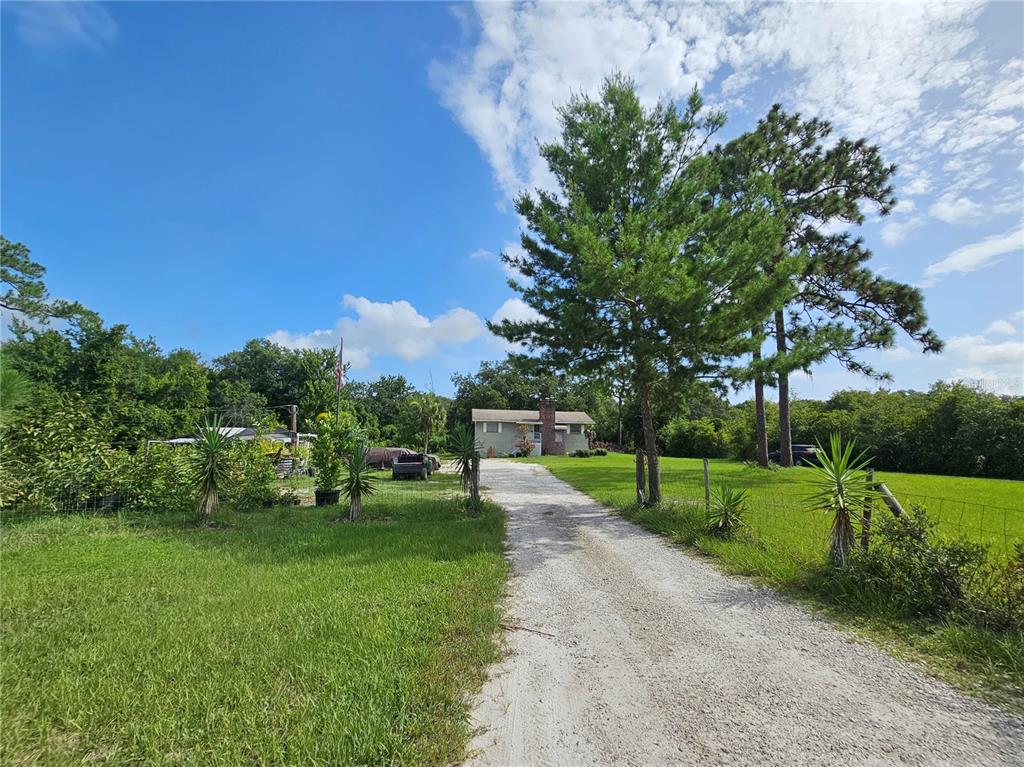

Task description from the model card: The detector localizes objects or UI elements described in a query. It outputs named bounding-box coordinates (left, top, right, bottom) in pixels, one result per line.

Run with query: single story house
left=472, top=399, right=594, bottom=456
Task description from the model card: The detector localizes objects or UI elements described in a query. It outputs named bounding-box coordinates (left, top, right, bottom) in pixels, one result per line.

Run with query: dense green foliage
left=656, top=383, right=1024, bottom=480
left=0, top=475, right=508, bottom=765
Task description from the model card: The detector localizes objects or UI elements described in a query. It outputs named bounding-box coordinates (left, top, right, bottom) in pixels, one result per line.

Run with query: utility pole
left=334, top=338, right=345, bottom=426
left=288, top=404, right=298, bottom=449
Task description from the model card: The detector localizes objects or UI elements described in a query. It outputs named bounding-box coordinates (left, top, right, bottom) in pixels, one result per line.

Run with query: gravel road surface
left=465, top=460, right=1023, bottom=766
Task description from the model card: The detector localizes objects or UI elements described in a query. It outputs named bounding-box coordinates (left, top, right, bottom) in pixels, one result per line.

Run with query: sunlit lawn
left=1, top=474, right=506, bottom=766
left=524, top=454, right=1024, bottom=563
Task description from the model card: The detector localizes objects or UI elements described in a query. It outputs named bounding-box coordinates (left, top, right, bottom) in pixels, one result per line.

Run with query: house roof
left=471, top=408, right=594, bottom=425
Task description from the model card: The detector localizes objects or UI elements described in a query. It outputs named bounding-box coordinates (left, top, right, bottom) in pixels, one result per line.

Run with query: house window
left=569, top=424, right=582, bottom=435
left=555, top=431, right=563, bottom=443
left=532, top=425, right=541, bottom=441
left=485, top=422, right=499, bottom=433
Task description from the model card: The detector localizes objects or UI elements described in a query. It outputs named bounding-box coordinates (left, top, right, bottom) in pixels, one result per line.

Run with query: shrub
left=188, top=418, right=234, bottom=523
left=592, top=448, right=608, bottom=456
left=828, top=506, right=988, bottom=621
left=223, top=438, right=277, bottom=511
left=341, top=441, right=377, bottom=522
left=573, top=449, right=593, bottom=458
left=310, top=426, right=342, bottom=493
left=122, top=445, right=192, bottom=514
left=966, top=543, right=1024, bottom=633
left=805, top=433, right=876, bottom=568
left=660, top=416, right=729, bottom=458
left=707, top=484, right=747, bottom=538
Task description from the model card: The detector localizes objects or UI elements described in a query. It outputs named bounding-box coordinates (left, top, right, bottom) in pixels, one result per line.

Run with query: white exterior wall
left=475, top=421, right=587, bottom=456
left=475, top=421, right=518, bottom=457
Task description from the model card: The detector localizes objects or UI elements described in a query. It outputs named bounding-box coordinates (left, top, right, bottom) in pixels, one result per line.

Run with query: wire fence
left=653, top=462, right=1023, bottom=562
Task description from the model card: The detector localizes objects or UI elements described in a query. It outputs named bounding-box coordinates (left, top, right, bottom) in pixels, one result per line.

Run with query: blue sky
left=3, top=1, right=1022, bottom=398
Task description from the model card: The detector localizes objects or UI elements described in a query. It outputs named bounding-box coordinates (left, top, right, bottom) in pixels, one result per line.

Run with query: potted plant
left=310, top=428, right=342, bottom=506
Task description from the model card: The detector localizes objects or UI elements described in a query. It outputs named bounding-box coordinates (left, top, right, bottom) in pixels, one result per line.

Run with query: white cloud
left=922, top=225, right=1024, bottom=286
left=432, top=2, right=1005, bottom=203
left=928, top=192, right=984, bottom=224
left=5, top=1, right=117, bottom=52
left=491, top=297, right=542, bottom=325
left=893, top=200, right=916, bottom=215
left=946, top=334, right=1024, bottom=366
left=984, top=319, right=1018, bottom=336
left=881, top=218, right=921, bottom=247
left=940, top=319, right=1024, bottom=396
left=268, top=294, right=487, bottom=369
left=467, top=244, right=523, bottom=280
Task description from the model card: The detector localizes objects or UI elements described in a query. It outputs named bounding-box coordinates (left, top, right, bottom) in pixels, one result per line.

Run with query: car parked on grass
left=768, top=444, right=821, bottom=466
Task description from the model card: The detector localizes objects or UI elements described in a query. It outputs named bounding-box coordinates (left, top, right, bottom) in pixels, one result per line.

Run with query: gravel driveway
left=465, top=460, right=1023, bottom=767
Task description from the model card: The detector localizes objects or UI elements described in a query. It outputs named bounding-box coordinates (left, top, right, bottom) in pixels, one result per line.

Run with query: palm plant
left=708, top=483, right=748, bottom=538
left=449, top=423, right=480, bottom=493
left=189, top=416, right=234, bottom=524
left=341, top=441, right=377, bottom=522
left=805, top=432, right=876, bottom=568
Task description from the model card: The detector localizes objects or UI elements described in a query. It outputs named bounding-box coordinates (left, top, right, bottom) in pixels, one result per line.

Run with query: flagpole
left=335, top=338, right=343, bottom=426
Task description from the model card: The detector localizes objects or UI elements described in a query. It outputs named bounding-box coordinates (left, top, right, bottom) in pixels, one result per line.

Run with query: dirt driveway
left=465, top=460, right=1023, bottom=767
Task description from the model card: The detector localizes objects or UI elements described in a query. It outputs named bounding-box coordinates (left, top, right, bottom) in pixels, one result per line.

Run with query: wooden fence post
left=877, top=482, right=905, bottom=517
left=861, top=468, right=874, bottom=554
left=635, top=449, right=647, bottom=506
left=703, top=458, right=711, bottom=516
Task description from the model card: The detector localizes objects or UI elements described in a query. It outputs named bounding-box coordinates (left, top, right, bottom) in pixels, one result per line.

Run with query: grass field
left=524, top=454, right=1024, bottom=561
left=0, top=473, right=506, bottom=766
left=522, top=454, right=1023, bottom=708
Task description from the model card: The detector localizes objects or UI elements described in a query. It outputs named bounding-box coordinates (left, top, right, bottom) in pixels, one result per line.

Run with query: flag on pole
left=334, top=339, right=345, bottom=392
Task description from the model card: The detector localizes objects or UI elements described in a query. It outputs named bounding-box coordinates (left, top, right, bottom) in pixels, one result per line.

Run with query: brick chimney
left=539, top=397, right=564, bottom=455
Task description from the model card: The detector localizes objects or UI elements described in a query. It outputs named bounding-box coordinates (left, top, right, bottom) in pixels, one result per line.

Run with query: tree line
left=1, top=236, right=449, bottom=452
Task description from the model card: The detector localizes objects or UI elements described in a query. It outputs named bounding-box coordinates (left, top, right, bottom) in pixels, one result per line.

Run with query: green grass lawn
left=0, top=474, right=506, bottom=766
left=525, top=454, right=1023, bottom=560
left=522, top=454, right=1024, bottom=708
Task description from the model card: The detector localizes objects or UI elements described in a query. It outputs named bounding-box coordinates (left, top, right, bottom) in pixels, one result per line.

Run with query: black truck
left=391, top=452, right=434, bottom=480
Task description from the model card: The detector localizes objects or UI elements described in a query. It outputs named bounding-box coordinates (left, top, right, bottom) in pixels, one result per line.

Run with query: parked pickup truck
left=391, top=452, right=434, bottom=480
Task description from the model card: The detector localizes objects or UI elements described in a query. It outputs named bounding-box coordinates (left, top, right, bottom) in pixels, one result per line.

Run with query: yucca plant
left=708, top=483, right=748, bottom=538
left=188, top=416, right=234, bottom=524
left=805, top=433, right=877, bottom=568
left=341, top=441, right=377, bottom=522
left=449, top=423, right=480, bottom=493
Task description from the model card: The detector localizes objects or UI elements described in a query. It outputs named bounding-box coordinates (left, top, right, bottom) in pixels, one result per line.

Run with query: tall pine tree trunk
left=753, top=334, right=768, bottom=467
left=638, top=380, right=661, bottom=503
left=775, top=309, right=793, bottom=467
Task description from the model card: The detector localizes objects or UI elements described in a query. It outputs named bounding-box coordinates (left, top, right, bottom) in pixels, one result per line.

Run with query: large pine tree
left=490, top=76, right=796, bottom=502
left=717, top=107, right=942, bottom=466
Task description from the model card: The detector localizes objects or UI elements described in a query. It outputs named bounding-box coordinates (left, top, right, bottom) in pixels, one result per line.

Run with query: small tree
left=409, top=393, right=446, bottom=453
left=491, top=75, right=796, bottom=504
left=310, top=425, right=342, bottom=495
left=513, top=424, right=534, bottom=457
left=188, top=416, right=234, bottom=524
left=450, top=423, right=480, bottom=502
left=805, top=433, right=877, bottom=568
left=341, top=441, right=376, bottom=522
